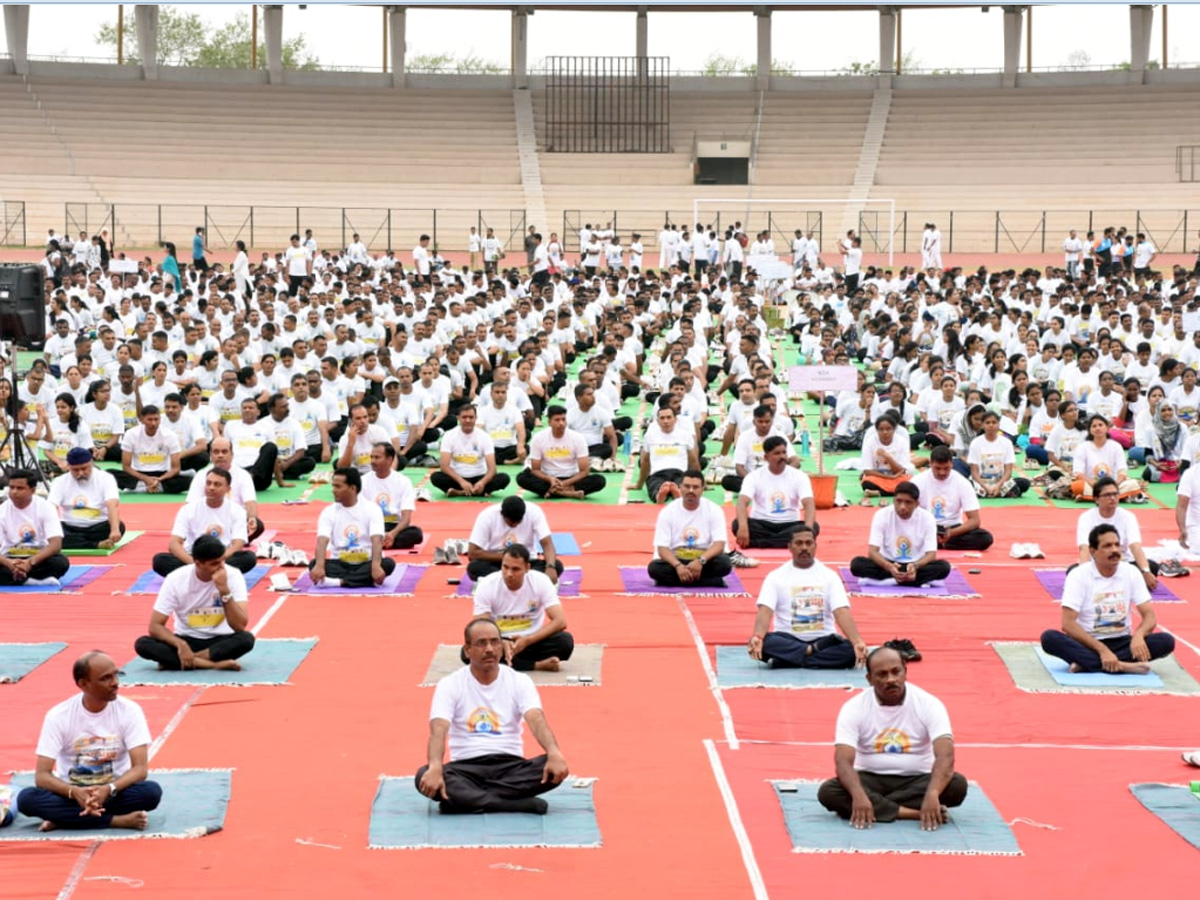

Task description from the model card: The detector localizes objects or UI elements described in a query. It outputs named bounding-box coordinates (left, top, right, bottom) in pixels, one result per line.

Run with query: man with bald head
left=187, top=438, right=263, bottom=541
left=16, top=652, right=162, bottom=832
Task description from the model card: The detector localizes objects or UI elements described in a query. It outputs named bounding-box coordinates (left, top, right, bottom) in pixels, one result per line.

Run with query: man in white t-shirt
left=310, top=467, right=395, bottom=588
left=1175, top=463, right=1200, bottom=553
left=1075, top=476, right=1157, bottom=587
left=0, top=469, right=71, bottom=586
left=748, top=526, right=867, bottom=669
left=284, top=233, right=312, bottom=296
left=223, top=398, right=279, bottom=492
left=515, top=405, right=606, bottom=499
left=432, top=405, right=511, bottom=497
left=466, top=495, right=562, bottom=584
left=188, top=440, right=263, bottom=543
left=336, top=403, right=391, bottom=476
left=48, top=448, right=126, bottom=551
left=415, top=617, right=569, bottom=815
left=116, top=405, right=188, bottom=494
left=469, top=544, right=574, bottom=672
left=1041, top=523, right=1175, bottom=674
left=648, top=470, right=736, bottom=587
left=849, top=481, right=951, bottom=587
left=361, top=442, right=424, bottom=550
left=910, top=446, right=993, bottom=551
left=154, top=468, right=256, bottom=577
left=16, top=651, right=162, bottom=832
left=134, top=535, right=255, bottom=672
left=816, top=646, right=967, bottom=828
left=733, top=436, right=817, bottom=549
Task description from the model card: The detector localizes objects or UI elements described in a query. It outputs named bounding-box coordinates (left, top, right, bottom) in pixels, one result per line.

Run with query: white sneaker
left=321, top=577, right=342, bottom=587
left=416, top=488, right=432, bottom=502
left=288, top=549, right=310, bottom=566
left=1183, top=750, right=1200, bottom=767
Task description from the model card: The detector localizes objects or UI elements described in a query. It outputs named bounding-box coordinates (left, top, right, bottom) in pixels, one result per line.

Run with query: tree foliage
left=408, top=51, right=505, bottom=74
left=96, top=9, right=319, bottom=70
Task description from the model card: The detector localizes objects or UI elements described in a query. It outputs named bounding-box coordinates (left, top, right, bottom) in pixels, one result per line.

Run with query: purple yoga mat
left=455, top=568, right=582, bottom=597
left=618, top=567, right=748, bottom=595
left=293, top=564, right=427, bottom=595
left=1034, top=568, right=1181, bottom=602
left=67, top=565, right=117, bottom=589
left=838, top=567, right=979, bottom=597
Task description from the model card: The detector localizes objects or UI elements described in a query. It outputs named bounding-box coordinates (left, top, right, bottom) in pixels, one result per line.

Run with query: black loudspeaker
left=0, top=265, right=46, bottom=346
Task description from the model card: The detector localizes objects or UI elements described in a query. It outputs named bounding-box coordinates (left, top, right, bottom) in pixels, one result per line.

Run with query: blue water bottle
left=622, top=430, right=632, bottom=458
left=800, top=430, right=810, bottom=457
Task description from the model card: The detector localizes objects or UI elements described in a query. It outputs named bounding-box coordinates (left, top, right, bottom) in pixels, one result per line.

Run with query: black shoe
left=884, top=638, right=922, bottom=662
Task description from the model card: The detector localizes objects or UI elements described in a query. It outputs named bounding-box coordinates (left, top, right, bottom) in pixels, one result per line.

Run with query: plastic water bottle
left=623, top=430, right=632, bottom=458
left=800, top=430, right=810, bottom=457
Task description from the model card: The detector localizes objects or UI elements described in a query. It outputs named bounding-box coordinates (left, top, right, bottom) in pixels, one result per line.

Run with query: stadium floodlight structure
left=691, top=198, right=896, bottom=267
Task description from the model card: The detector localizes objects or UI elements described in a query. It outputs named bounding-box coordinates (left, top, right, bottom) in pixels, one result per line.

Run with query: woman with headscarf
left=1144, top=400, right=1187, bottom=484
left=949, top=402, right=986, bottom=478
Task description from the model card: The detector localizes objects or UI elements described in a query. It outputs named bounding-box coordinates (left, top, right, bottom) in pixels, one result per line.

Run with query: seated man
left=336, top=403, right=391, bottom=477
left=469, top=543, right=574, bottom=672
left=222, top=398, right=279, bottom=492
left=467, top=495, right=562, bottom=583
left=733, top=436, right=818, bottom=549
left=153, top=468, right=257, bottom=576
left=648, top=469, right=737, bottom=587
left=516, top=404, right=606, bottom=499
left=722, top=403, right=799, bottom=494
left=849, top=482, right=951, bottom=587
left=187, top=438, right=264, bottom=543
left=361, top=442, right=424, bottom=550
left=431, top=404, right=511, bottom=498
left=415, top=617, right=569, bottom=815
left=817, top=646, right=967, bottom=829
left=910, top=445, right=994, bottom=551
left=632, top=401, right=699, bottom=503
left=0, top=469, right=70, bottom=586
left=1074, top=476, right=1158, bottom=585
left=310, top=466, right=396, bottom=588
left=47, top=448, right=126, bottom=551
left=17, top=651, right=162, bottom=832
left=266, top=392, right=315, bottom=485
left=1041, top=523, right=1176, bottom=674
left=476, top=381, right=527, bottom=466
left=135, top=535, right=255, bottom=671
left=115, top=405, right=188, bottom=494
left=161, top=392, right=210, bottom=474
left=748, top=526, right=868, bottom=669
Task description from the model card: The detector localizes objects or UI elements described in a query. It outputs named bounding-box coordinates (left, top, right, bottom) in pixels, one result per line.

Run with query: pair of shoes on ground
left=1158, top=559, right=1190, bottom=578
left=592, top=457, right=625, bottom=473
left=264, top=541, right=309, bottom=566
left=728, top=550, right=760, bottom=569
left=434, top=539, right=469, bottom=565
left=1009, top=543, right=1045, bottom=559
left=883, top=637, right=922, bottom=662
left=415, top=487, right=432, bottom=502
left=1182, top=750, right=1200, bottom=767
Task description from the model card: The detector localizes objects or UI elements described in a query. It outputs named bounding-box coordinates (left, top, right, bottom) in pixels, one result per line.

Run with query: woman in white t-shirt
left=860, top=415, right=915, bottom=498
left=1072, top=414, right=1141, bottom=501
left=1045, top=400, right=1086, bottom=474
left=967, top=410, right=1030, bottom=497
left=39, top=393, right=94, bottom=476
left=80, top=380, right=125, bottom=462
left=232, top=239, right=251, bottom=299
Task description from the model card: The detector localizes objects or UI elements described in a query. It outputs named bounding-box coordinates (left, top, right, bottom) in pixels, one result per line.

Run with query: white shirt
left=120, top=426, right=181, bottom=472
left=441, top=427, right=495, bottom=478
left=187, top=465, right=257, bottom=509
left=757, top=559, right=849, bottom=639
left=739, top=466, right=813, bottom=523
left=153, top=564, right=248, bottom=639
left=336, top=423, right=392, bottom=474
left=316, top=499, right=384, bottom=563
left=223, top=419, right=275, bottom=468
left=967, top=434, right=1015, bottom=485
left=1179, top=466, right=1200, bottom=533
left=1076, top=507, right=1142, bottom=561
left=170, top=498, right=249, bottom=549
left=430, top=664, right=541, bottom=761
left=834, top=683, right=952, bottom=776
left=0, top=496, right=63, bottom=557
left=36, top=695, right=151, bottom=785
left=652, top=497, right=726, bottom=560
left=529, top=428, right=588, bottom=478
left=909, top=469, right=978, bottom=527
left=48, top=468, right=120, bottom=527
left=472, top=569, right=560, bottom=639
left=1072, top=439, right=1126, bottom=481
left=1061, top=560, right=1151, bottom=639
left=642, top=423, right=694, bottom=475
left=867, top=505, right=938, bottom=563
left=469, top=503, right=552, bottom=553
left=362, top=469, right=416, bottom=522
left=81, top=403, right=126, bottom=447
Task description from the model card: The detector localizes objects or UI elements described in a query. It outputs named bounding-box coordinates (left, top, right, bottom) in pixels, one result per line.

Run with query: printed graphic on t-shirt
left=893, top=535, right=915, bottom=562
left=789, top=587, right=825, bottom=633
left=1092, top=589, right=1128, bottom=635
left=69, top=735, right=119, bottom=785
left=929, top=494, right=950, bottom=521
left=186, top=606, right=226, bottom=629
left=467, top=706, right=501, bottom=735
left=338, top=524, right=369, bottom=563
left=675, top=526, right=702, bottom=560
left=873, top=728, right=912, bottom=754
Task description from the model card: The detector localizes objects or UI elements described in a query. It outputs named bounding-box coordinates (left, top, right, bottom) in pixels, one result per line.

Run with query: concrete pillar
left=1002, top=6, right=1024, bottom=88
left=263, top=4, right=284, bottom=84
left=3, top=5, right=30, bottom=76
left=754, top=6, right=771, bottom=91
left=635, top=8, right=648, bottom=78
left=134, top=4, right=159, bottom=80
left=511, top=8, right=529, bottom=89
left=878, top=6, right=897, bottom=76
left=1129, top=5, right=1153, bottom=80
left=388, top=6, right=406, bottom=87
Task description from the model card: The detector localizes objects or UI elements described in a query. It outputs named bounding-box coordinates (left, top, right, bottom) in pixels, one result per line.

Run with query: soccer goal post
left=691, top=198, right=895, bottom=267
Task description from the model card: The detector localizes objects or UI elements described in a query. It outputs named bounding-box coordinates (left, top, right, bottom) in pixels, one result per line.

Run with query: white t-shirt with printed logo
left=642, top=423, right=694, bottom=475
left=1075, top=507, right=1142, bottom=562
left=81, top=402, right=126, bottom=448
left=362, top=470, right=416, bottom=523
left=910, top=469, right=979, bottom=528
left=336, top=423, right=392, bottom=474
left=867, top=505, right=938, bottom=563
left=967, top=434, right=1015, bottom=486
left=430, top=663, right=542, bottom=761
left=757, top=559, right=849, bottom=639
left=170, top=498, right=249, bottom=549
left=477, top=403, right=523, bottom=449
left=739, top=466, right=814, bottom=523
left=529, top=428, right=588, bottom=479
left=441, top=427, right=495, bottom=478
left=316, top=499, right=384, bottom=564
left=36, top=695, right=152, bottom=786
left=48, top=469, right=120, bottom=527
left=1061, top=560, right=1150, bottom=639
left=0, top=495, right=63, bottom=558
left=120, top=426, right=181, bottom=472
left=472, top=569, right=560, bottom=639
left=224, top=419, right=275, bottom=468
left=834, top=682, right=953, bottom=776
left=469, top=503, right=551, bottom=553
left=153, top=563, right=248, bottom=639
left=651, top=497, right=727, bottom=560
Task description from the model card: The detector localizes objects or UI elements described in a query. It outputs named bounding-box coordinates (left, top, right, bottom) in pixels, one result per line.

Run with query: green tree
left=95, top=6, right=207, bottom=66
left=701, top=53, right=746, bottom=77
left=408, top=51, right=504, bottom=74
left=195, top=12, right=319, bottom=70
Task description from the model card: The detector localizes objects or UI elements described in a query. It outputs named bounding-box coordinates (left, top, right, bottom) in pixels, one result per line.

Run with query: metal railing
left=1178, top=146, right=1199, bottom=183
left=1, top=201, right=27, bottom=247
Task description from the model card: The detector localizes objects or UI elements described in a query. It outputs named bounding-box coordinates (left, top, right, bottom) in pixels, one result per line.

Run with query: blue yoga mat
left=118, top=637, right=317, bottom=686
left=0, top=642, right=67, bottom=683
left=0, top=565, right=94, bottom=593
left=2, top=769, right=231, bottom=841
left=1130, top=783, right=1200, bottom=851
left=714, top=645, right=865, bottom=689
left=551, top=533, right=582, bottom=555
left=368, top=777, right=602, bottom=848
left=773, top=780, right=1021, bottom=855
left=127, top=564, right=272, bottom=595
left=1034, top=645, right=1164, bottom=688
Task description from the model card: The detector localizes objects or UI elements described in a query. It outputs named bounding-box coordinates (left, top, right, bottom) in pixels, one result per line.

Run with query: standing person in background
left=161, top=243, right=181, bottom=294
left=232, top=240, right=251, bottom=300
left=467, top=226, right=481, bottom=271
left=1062, top=230, right=1084, bottom=281
left=191, top=227, right=209, bottom=273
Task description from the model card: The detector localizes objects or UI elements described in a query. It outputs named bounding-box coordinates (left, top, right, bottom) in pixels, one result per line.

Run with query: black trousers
left=647, top=554, right=732, bottom=587
left=384, top=523, right=424, bottom=549
left=397, top=441, right=429, bottom=465
left=817, top=771, right=969, bottom=823
left=308, top=556, right=396, bottom=587
left=586, top=443, right=613, bottom=460
left=153, top=550, right=257, bottom=577
left=241, top=443, right=279, bottom=492
left=113, top=470, right=191, bottom=494
left=61, top=519, right=126, bottom=550
left=467, top=557, right=563, bottom=582
left=280, top=453, right=316, bottom=480
left=0, top=554, right=71, bottom=585
left=180, top=451, right=210, bottom=472
left=430, top=471, right=511, bottom=496
left=732, top=517, right=820, bottom=547
left=457, top=631, right=575, bottom=671
left=940, top=527, right=995, bottom=551
left=414, top=753, right=557, bottom=812
left=761, top=632, right=855, bottom=669
left=493, top=445, right=523, bottom=465
left=849, top=556, right=952, bottom=586
left=516, top=469, right=606, bottom=498
left=134, top=631, right=256, bottom=670
left=646, top=468, right=684, bottom=502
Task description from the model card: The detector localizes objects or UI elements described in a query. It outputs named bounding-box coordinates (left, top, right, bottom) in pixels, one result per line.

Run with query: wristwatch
left=219, top=593, right=234, bottom=605
left=108, top=783, right=119, bottom=797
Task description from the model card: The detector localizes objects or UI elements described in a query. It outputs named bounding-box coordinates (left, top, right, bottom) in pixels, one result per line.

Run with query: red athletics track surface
left=4, top=500, right=1200, bottom=899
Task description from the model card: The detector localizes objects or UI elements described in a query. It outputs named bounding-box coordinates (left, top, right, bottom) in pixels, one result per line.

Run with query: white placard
left=788, top=364, right=859, bottom=393
left=108, top=259, right=139, bottom=275
left=752, top=259, right=792, bottom=281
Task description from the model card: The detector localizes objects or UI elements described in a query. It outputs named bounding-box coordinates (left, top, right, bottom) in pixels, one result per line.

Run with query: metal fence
left=1, top=201, right=26, bottom=247
left=1178, top=145, right=1199, bottom=183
